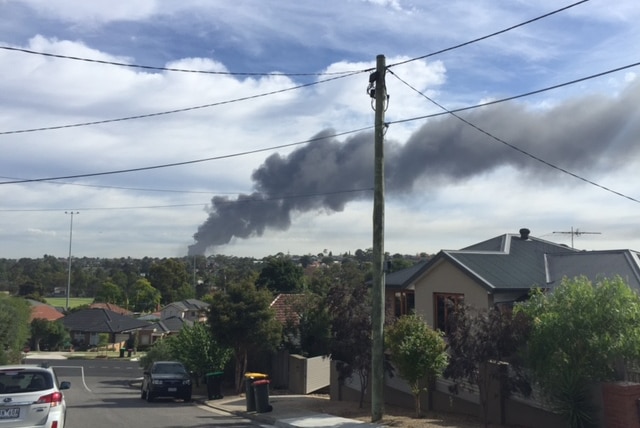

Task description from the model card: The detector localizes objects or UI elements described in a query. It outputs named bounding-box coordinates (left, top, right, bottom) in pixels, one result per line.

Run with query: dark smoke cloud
left=189, top=81, right=640, bottom=255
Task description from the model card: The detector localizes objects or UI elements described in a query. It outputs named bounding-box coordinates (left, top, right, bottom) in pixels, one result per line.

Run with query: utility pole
left=65, top=211, right=79, bottom=311
left=553, top=227, right=601, bottom=248
left=370, top=54, right=387, bottom=423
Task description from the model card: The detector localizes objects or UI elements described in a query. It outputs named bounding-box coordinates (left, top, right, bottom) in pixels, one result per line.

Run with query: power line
left=0, top=187, right=373, bottom=212
left=388, top=0, right=590, bottom=69
left=0, top=71, right=363, bottom=136
left=387, top=69, right=640, bottom=205
left=3, top=60, right=638, bottom=187
left=0, top=1, right=590, bottom=137
left=389, top=60, right=640, bottom=126
left=0, top=126, right=373, bottom=185
left=0, top=45, right=362, bottom=77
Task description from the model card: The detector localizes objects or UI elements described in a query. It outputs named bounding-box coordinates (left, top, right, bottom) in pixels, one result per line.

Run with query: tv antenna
left=553, top=227, right=601, bottom=248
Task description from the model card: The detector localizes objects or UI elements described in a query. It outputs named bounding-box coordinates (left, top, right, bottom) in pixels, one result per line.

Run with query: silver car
left=0, top=364, right=70, bottom=428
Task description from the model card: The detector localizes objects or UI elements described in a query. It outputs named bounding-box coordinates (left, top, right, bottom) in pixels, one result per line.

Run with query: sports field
left=45, top=297, right=94, bottom=308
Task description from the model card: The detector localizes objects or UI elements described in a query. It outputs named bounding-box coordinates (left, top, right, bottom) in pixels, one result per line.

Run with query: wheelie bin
left=244, top=372, right=268, bottom=412
left=205, top=371, right=224, bottom=399
left=253, top=379, right=273, bottom=413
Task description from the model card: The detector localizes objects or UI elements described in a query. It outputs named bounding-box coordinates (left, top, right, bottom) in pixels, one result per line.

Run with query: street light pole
left=65, top=211, right=79, bottom=311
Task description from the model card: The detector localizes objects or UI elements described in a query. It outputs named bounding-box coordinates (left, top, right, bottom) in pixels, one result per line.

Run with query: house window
left=393, top=291, right=415, bottom=317
left=434, top=293, right=464, bottom=334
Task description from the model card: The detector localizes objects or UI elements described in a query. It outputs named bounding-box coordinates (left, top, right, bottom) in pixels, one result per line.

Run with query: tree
left=444, top=304, right=531, bottom=427
left=385, top=314, right=448, bottom=417
left=0, top=295, right=31, bottom=364
left=131, top=279, right=161, bottom=313
left=148, top=259, right=190, bottom=304
left=94, top=281, right=124, bottom=305
left=207, top=279, right=282, bottom=392
left=281, top=291, right=331, bottom=357
left=167, top=322, right=232, bottom=385
left=30, top=319, right=69, bottom=351
left=516, top=276, right=640, bottom=428
left=255, top=255, right=304, bottom=293
left=326, top=263, right=371, bottom=407
left=139, top=337, right=174, bottom=370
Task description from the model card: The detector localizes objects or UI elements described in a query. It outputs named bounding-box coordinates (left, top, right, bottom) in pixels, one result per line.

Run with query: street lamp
left=65, top=211, right=79, bottom=311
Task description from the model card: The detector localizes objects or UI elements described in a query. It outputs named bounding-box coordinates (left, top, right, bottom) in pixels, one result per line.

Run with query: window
left=434, top=293, right=464, bottom=334
left=393, top=291, right=415, bottom=317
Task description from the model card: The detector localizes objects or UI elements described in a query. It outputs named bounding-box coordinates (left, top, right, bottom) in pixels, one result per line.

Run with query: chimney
left=519, top=228, right=530, bottom=240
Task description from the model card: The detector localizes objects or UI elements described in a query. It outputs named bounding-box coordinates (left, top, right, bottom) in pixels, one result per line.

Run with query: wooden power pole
left=371, top=54, right=386, bottom=423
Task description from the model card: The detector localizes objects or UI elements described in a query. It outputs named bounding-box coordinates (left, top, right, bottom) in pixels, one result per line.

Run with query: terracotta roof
left=28, top=300, right=64, bottom=322
left=270, top=294, right=304, bottom=325
left=90, top=302, right=133, bottom=316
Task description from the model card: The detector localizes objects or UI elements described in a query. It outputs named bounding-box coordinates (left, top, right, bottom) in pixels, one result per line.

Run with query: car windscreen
left=152, top=363, right=187, bottom=374
left=0, top=370, right=53, bottom=393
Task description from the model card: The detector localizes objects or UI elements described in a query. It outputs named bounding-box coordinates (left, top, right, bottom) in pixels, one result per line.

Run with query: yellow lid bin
left=244, top=372, right=268, bottom=380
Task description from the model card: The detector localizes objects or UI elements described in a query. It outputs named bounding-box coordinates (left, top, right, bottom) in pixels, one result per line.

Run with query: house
left=89, top=302, right=133, bottom=316
left=160, top=299, right=209, bottom=322
left=394, top=228, right=640, bottom=332
left=137, top=316, right=194, bottom=347
left=27, top=299, right=64, bottom=322
left=270, top=294, right=304, bottom=325
left=60, top=308, right=151, bottom=349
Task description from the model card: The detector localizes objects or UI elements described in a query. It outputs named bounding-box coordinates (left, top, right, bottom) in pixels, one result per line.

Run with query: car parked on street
left=0, top=364, right=71, bottom=428
left=141, top=361, right=192, bottom=402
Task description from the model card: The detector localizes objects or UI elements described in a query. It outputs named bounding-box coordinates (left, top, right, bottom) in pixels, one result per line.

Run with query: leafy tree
left=281, top=292, right=331, bottom=357
left=516, top=276, right=640, bottom=428
left=148, top=258, right=190, bottom=304
left=94, top=281, right=124, bottom=305
left=168, top=322, right=232, bottom=384
left=444, top=304, right=531, bottom=427
left=326, top=262, right=371, bottom=408
left=30, top=319, right=69, bottom=351
left=385, top=314, right=448, bottom=417
left=139, top=337, right=174, bottom=370
left=131, top=279, right=161, bottom=313
left=0, top=295, right=31, bottom=363
left=207, top=279, right=282, bottom=392
left=256, top=255, right=304, bottom=293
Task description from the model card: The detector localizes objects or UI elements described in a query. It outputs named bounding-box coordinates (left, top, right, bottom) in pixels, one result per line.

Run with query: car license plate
left=0, top=408, right=19, bottom=419
left=168, top=387, right=176, bottom=392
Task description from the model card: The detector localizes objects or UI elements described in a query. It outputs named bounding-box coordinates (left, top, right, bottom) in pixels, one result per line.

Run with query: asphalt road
left=28, top=358, right=260, bottom=428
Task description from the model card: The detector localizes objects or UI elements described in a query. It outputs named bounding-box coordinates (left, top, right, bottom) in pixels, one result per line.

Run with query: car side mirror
left=60, top=381, right=71, bottom=390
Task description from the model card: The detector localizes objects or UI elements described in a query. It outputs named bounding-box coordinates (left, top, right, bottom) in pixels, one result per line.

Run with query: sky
left=1, top=0, right=639, bottom=259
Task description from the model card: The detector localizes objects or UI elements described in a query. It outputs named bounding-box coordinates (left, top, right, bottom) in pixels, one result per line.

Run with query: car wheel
left=182, top=393, right=192, bottom=402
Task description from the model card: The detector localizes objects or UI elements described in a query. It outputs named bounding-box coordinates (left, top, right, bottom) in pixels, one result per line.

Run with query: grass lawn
left=45, top=297, right=94, bottom=308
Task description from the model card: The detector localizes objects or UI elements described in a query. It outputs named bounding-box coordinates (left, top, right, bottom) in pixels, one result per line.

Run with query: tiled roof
left=61, top=308, right=151, bottom=333
left=270, top=294, right=304, bottom=325
left=90, top=302, right=133, bottom=316
left=28, top=300, right=64, bottom=322
left=162, top=299, right=209, bottom=312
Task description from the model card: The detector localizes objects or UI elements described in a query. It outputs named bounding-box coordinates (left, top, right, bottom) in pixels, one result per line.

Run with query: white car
left=0, top=364, right=70, bottom=428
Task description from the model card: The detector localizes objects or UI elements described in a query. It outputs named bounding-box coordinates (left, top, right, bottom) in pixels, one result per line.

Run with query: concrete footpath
left=201, top=393, right=380, bottom=428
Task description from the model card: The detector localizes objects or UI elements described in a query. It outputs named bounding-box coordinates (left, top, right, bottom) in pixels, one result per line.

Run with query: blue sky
left=0, top=0, right=639, bottom=259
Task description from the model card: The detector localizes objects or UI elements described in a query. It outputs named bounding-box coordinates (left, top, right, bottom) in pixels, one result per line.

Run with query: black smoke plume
left=189, top=81, right=640, bottom=255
